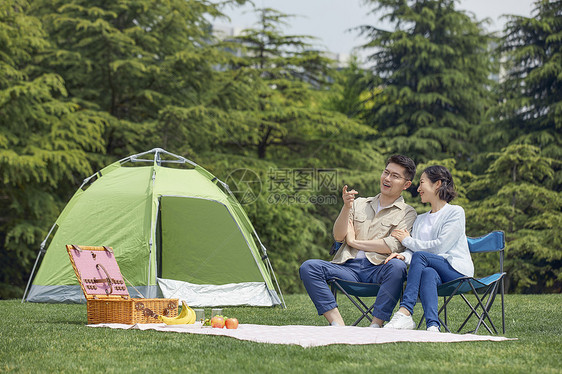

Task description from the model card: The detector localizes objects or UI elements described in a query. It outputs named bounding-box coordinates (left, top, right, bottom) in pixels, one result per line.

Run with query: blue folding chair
left=327, top=242, right=382, bottom=326
left=417, top=231, right=506, bottom=334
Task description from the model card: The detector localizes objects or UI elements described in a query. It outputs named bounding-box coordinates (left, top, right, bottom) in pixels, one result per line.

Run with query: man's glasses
left=382, top=169, right=408, bottom=181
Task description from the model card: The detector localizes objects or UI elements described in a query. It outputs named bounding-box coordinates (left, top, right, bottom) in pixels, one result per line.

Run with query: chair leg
left=436, top=281, right=465, bottom=333
left=457, top=293, right=493, bottom=334
left=443, top=296, right=447, bottom=328
left=458, top=282, right=499, bottom=334
left=500, top=277, right=506, bottom=334
left=351, top=296, right=374, bottom=326
left=476, top=282, right=501, bottom=334
left=437, top=296, right=453, bottom=333
left=476, top=283, right=501, bottom=334
left=332, top=281, right=373, bottom=326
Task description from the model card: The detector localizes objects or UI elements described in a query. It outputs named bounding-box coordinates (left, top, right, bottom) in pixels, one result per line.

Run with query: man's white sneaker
left=427, top=325, right=440, bottom=332
left=383, top=311, right=415, bottom=330
left=369, top=322, right=381, bottom=328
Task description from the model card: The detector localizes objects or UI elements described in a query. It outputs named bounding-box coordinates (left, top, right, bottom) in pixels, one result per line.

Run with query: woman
left=383, top=165, right=474, bottom=332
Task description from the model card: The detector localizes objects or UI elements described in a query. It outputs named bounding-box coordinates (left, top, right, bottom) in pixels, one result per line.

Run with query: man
left=299, top=155, right=417, bottom=327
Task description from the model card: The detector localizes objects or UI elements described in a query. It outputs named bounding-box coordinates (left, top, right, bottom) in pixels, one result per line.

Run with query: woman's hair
left=423, top=165, right=457, bottom=202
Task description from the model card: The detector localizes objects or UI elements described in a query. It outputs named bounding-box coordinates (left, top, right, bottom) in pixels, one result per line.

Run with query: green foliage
left=0, top=0, right=106, bottom=298
left=359, top=0, right=494, bottom=164
left=467, top=0, right=562, bottom=293
left=30, top=0, right=236, bottom=160
left=226, top=8, right=375, bottom=161
left=493, top=0, right=562, bottom=188
left=466, top=145, right=562, bottom=293
left=322, top=56, right=379, bottom=121
left=1, top=0, right=560, bottom=298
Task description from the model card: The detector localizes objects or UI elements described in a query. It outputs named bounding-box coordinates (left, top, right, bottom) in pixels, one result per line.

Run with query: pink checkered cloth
left=88, top=323, right=515, bottom=348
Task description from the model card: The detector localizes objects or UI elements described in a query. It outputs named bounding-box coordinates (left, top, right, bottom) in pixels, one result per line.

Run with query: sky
left=212, top=0, right=536, bottom=60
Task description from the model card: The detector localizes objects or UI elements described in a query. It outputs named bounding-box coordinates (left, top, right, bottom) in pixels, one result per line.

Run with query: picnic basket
left=66, top=244, right=178, bottom=324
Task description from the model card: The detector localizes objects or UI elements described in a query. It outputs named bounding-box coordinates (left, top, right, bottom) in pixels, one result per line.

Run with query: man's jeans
left=400, top=251, right=464, bottom=328
left=299, top=257, right=407, bottom=321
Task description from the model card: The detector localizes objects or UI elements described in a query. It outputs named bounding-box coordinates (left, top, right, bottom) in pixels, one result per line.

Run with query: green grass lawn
left=1, top=294, right=560, bottom=373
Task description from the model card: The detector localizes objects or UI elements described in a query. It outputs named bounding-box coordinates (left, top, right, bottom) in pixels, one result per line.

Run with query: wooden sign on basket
left=66, top=245, right=178, bottom=324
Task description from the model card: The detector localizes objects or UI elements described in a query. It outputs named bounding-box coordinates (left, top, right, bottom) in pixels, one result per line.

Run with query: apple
left=211, top=316, right=225, bottom=328
left=225, top=318, right=239, bottom=329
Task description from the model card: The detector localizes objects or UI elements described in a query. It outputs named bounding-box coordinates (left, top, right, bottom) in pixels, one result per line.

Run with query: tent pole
left=21, top=249, right=43, bottom=303
left=251, top=224, right=286, bottom=308
left=125, top=148, right=197, bottom=167
left=21, top=223, right=58, bottom=303
left=146, top=167, right=158, bottom=297
left=265, top=253, right=286, bottom=308
left=255, top=239, right=286, bottom=308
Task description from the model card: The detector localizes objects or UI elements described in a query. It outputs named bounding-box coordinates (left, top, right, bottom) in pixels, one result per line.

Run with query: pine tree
left=322, top=56, right=379, bottom=121
left=359, top=0, right=494, bottom=163
left=466, top=0, right=562, bottom=293
left=0, top=0, right=106, bottom=297
left=494, top=0, right=562, bottom=189
left=466, top=145, right=561, bottom=293
left=225, top=8, right=375, bottom=163
left=30, top=0, right=233, bottom=160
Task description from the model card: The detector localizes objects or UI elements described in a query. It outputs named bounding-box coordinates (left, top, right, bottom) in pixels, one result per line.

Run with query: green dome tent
left=23, top=148, right=284, bottom=307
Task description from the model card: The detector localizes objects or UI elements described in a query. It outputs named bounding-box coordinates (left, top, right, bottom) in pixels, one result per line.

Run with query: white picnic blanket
left=88, top=323, right=515, bottom=348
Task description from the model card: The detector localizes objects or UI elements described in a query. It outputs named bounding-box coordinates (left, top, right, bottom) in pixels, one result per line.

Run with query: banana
left=177, top=302, right=190, bottom=319
left=158, top=300, right=196, bottom=325
left=188, top=308, right=196, bottom=324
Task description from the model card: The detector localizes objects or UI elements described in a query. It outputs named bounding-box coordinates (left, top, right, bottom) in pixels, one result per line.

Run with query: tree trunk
left=510, top=164, right=517, bottom=233
left=257, top=126, right=272, bottom=159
